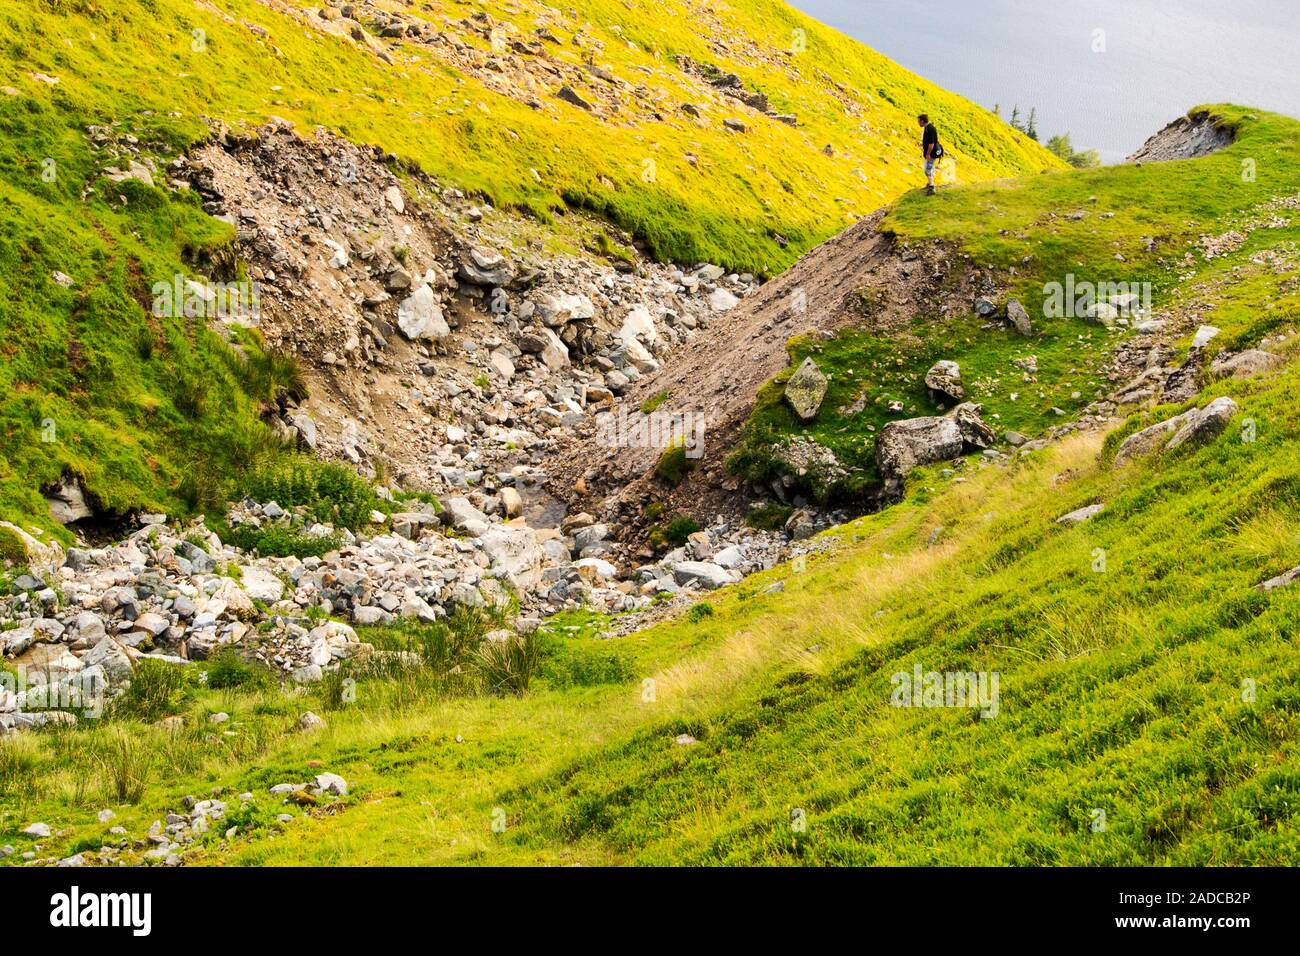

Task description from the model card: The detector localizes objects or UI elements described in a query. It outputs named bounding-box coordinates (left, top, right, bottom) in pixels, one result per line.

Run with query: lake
left=790, top=0, right=1300, bottom=162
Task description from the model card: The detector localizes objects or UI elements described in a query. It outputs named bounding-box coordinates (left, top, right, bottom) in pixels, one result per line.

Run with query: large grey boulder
left=876, top=403, right=994, bottom=497
left=951, top=402, right=996, bottom=448
left=1210, top=349, right=1282, bottom=380
left=239, top=566, right=285, bottom=604
left=671, top=561, right=735, bottom=590
left=1115, top=396, right=1238, bottom=465
left=1256, top=566, right=1300, bottom=592
left=397, top=285, right=450, bottom=341
left=442, top=497, right=489, bottom=532
left=80, top=637, right=132, bottom=685
left=44, top=475, right=94, bottom=524
left=456, top=247, right=512, bottom=286
left=925, top=360, right=965, bottom=403
left=1006, top=298, right=1034, bottom=336
left=1, top=626, right=36, bottom=658
left=480, top=525, right=546, bottom=590
left=1057, top=504, right=1104, bottom=525
left=535, top=292, right=595, bottom=327
left=783, top=357, right=828, bottom=421
left=520, top=327, right=570, bottom=370
left=876, top=416, right=963, bottom=490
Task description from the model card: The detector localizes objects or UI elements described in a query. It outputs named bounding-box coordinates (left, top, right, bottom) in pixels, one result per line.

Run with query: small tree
left=1045, top=132, right=1102, bottom=168
left=1026, top=108, right=1039, bottom=141
left=1009, top=105, right=1022, bottom=131
left=1046, top=133, right=1073, bottom=162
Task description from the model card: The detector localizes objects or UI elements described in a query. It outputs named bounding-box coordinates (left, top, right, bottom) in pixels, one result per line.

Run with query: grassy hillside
left=5, top=328, right=1297, bottom=865
left=0, top=0, right=1058, bottom=536
left=4, top=0, right=1058, bottom=274
left=731, top=106, right=1300, bottom=498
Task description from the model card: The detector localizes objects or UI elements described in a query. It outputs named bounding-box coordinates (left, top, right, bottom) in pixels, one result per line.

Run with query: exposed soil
left=550, top=207, right=997, bottom=537
left=1126, top=109, right=1237, bottom=163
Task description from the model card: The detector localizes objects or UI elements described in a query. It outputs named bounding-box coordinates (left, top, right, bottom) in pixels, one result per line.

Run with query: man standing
left=918, top=114, right=942, bottom=195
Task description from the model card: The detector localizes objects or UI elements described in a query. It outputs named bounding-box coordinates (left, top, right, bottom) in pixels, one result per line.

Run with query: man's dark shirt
left=922, top=123, right=938, bottom=158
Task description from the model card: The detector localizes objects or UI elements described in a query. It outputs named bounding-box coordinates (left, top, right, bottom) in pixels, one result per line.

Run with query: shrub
left=476, top=630, right=541, bottom=696
left=649, top=514, right=700, bottom=549
left=219, top=523, right=343, bottom=558
left=686, top=602, right=715, bottom=623
left=654, top=441, right=695, bottom=485
left=320, top=668, right=355, bottom=711
left=745, top=502, right=794, bottom=531
left=204, top=650, right=274, bottom=690
left=237, top=456, right=380, bottom=529
left=97, top=730, right=152, bottom=804
left=114, top=660, right=191, bottom=721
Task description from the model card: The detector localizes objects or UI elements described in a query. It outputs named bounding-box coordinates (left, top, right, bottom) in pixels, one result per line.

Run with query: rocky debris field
left=13, top=770, right=350, bottom=867
left=180, top=121, right=758, bottom=508
left=1126, top=109, right=1237, bottom=163
left=0, top=488, right=814, bottom=736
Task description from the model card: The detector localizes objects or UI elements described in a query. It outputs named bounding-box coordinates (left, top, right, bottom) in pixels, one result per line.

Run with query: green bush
left=649, top=515, right=700, bottom=549
left=204, top=650, right=274, bottom=690
left=686, top=602, right=715, bottom=623
left=97, top=730, right=152, bottom=804
left=476, top=630, right=541, bottom=696
left=654, top=442, right=696, bottom=485
left=219, top=523, right=343, bottom=558
left=745, top=503, right=794, bottom=531
left=114, top=660, right=192, bottom=721
left=237, top=456, right=381, bottom=529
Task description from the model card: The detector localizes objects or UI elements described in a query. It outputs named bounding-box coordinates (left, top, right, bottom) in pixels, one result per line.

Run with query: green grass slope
left=5, top=295, right=1299, bottom=865
left=4, top=0, right=1059, bottom=274
left=730, top=106, right=1300, bottom=499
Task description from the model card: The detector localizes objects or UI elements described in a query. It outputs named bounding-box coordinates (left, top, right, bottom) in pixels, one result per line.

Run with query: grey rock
left=1007, top=298, right=1034, bottom=336
left=296, top=711, right=326, bottom=733
left=456, top=247, right=512, bottom=287
left=45, top=475, right=94, bottom=524
left=314, top=772, right=347, bottom=796
left=1057, top=504, right=1105, bottom=525
left=1256, top=566, right=1300, bottom=592
left=1115, top=397, right=1238, bottom=465
left=81, top=637, right=132, bottom=684
left=397, top=285, right=450, bottom=341
left=1210, top=349, right=1282, bottom=380
left=925, top=360, right=965, bottom=403
left=443, top=497, right=489, bottom=531
left=783, top=357, right=828, bottom=421
left=671, top=561, right=733, bottom=590
left=555, top=85, right=593, bottom=111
